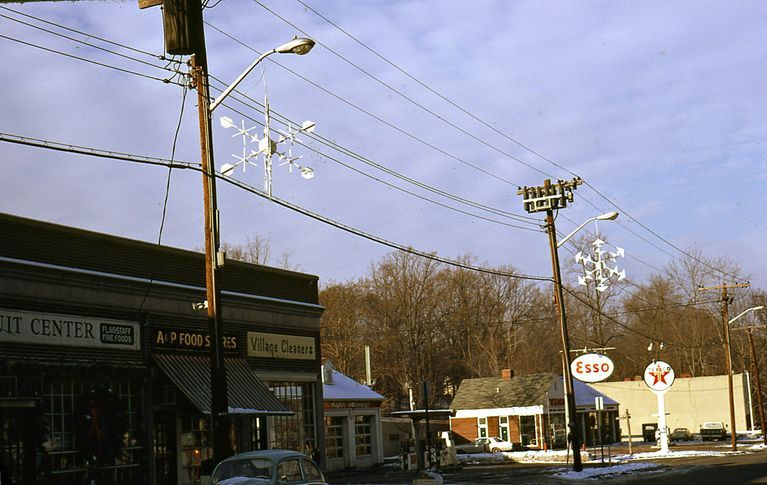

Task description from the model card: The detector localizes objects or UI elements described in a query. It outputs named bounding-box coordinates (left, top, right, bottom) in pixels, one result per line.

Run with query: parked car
left=455, top=436, right=515, bottom=453
left=700, top=422, right=726, bottom=441
left=210, top=449, right=326, bottom=485
left=670, top=428, right=692, bottom=441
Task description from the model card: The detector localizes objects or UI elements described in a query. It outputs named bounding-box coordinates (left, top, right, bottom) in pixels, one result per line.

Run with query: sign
left=247, top=331, right=316, bottom=361
left=153, top=327, right=238, bottom=353
left=571, top=353, right=615, bottom=383
left=643, top=360, right=675, bottom=393
left=0, top=308, right=139, bottom=351
left=595, top=396, right=604, bottom=411
left=324, top=401, right=381, bottom=409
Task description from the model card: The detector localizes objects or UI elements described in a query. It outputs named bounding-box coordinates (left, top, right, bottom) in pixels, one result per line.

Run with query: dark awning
left=153, top=353, right=293, bottom=416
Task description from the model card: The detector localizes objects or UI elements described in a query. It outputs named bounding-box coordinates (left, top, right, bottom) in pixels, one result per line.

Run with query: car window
left=301, top=458, right=323, bottom=481
left=212, top=458, right=272, bottom=484
left=277, top=458, right=303, bottom=483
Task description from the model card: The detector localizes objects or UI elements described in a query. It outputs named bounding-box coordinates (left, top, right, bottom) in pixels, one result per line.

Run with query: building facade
left=590, top=373, right=751, bottom=440
left=321, top=361, right=384, bottom=471
left=0, top=213, right=324, bottom=485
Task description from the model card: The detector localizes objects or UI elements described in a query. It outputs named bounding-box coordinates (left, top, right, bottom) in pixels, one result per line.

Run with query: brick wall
left=450, top=418, right=478, bottom=444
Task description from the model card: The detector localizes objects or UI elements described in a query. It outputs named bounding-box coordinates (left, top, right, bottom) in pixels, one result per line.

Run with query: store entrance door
left=154, top=411, right=178, bottom=485
left=0, top=404, right=43, bottom=484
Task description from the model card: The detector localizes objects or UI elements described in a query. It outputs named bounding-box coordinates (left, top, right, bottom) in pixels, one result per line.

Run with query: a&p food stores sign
left=0, top=308, right=140, bottom=351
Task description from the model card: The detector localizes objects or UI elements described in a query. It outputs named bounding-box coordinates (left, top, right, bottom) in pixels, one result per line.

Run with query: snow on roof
left=322, top=369, right=384, bottom=401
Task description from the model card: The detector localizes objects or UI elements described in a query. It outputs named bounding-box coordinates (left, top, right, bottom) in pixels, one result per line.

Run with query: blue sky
left=0, top=0, right=765, bottom=294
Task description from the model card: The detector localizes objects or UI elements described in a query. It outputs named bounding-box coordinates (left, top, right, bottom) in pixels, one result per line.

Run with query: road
left=327, top=446, right=767, bottom=484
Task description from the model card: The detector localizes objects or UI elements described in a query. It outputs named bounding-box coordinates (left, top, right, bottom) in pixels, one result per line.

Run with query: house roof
left=572, top=378, right=618, bottom=406
left=450, top=373, right=555, bottom=410
left=322, top=369, right=384, bottom=401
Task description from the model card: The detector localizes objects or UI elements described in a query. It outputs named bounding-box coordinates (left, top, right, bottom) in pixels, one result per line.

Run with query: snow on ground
left=556, top=462, right=661, bottom=481
left=457, top=441, right=764, bottom=466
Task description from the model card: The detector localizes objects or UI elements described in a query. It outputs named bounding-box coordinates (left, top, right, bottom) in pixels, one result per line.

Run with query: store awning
left=153, top=353, right=293, bottom=416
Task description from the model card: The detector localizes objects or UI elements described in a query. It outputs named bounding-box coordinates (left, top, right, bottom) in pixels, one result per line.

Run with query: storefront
left=321, top=361, right=384, bottom=471
left=0, top=213, right=325, bottom=485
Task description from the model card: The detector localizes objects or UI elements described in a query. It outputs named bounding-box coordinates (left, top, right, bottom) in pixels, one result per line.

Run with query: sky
left=1, top=0, right=765, bottom=296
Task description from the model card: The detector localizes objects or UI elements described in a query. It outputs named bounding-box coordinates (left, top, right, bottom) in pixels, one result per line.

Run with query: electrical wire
left=252, top=0, right=553, bottom=179
left=137, top=85, right=189, bottom=313
left=203, top=21, right=525, bottom=188
left=0, top=12, right=173, bottom=74
left=0, top=132, right=552, bottom=283
left=0, top=33, right=184, bottom=86
left=207, top=82, right=542, bottom=232
left=278, top=1, right=745, bottom=283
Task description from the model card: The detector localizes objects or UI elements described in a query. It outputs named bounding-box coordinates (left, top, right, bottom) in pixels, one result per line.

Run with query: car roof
left=217, top=449, right=307, bottom=464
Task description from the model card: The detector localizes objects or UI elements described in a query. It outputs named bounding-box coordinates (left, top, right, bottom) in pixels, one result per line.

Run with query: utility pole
left=732, top=324, right=767, bottom=445
left=746, top=327, right=767, bottom=444
left=186, top=0, right=231, bottom=463
left=700, top=282, right=750, bottom=451
left=518, top=177, right=583, bottom=471
left=618, top=409, right=633, bottom=455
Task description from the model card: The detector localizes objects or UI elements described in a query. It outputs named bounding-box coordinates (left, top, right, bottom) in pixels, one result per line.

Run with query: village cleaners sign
left=247, top=331, right=316, bottom=360
left=0, top=308, right=140, bottom=351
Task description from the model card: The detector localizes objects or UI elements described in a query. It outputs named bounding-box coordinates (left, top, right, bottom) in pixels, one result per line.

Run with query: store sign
left=324, top=401, right=381, bottom=409
left=153, top=327, right=238, bottom=353
left=0, top=308, right=139, bottom=350
left=571, top=353, right=614, bottom=383
left=643, top=360, right=675, bottom=393
left=247, top=331, right=316, bottom=360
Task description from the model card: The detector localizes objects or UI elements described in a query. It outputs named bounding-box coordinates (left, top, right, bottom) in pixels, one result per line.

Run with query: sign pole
left=643, top=361, right=675, bottom=454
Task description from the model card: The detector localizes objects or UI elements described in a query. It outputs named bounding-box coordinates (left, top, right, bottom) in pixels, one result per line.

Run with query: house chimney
left=501, top=369, right=514, bottom=380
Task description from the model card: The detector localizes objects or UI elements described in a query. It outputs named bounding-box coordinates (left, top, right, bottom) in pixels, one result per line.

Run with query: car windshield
left=212, top=458, right=272, bottom=484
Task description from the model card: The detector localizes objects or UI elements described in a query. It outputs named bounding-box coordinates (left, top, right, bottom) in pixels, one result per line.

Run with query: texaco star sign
left=643, top=360, right=675, bottom=393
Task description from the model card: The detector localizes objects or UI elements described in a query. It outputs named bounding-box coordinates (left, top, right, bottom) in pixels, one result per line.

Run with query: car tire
left=491, top=447, right=500, bottom=453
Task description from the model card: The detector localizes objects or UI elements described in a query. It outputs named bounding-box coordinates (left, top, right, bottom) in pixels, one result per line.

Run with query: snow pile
left=748, top=442, right=767, bottom=450
left=614, top=449, right=747, bottom=461
left=457, top=449, right=590, bottom=464
left=556, top=462, right=660, bottom=480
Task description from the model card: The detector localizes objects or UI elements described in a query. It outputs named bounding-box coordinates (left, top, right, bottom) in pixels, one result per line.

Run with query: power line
left=0, top=131, right=551, bottom=283
left=0, top=11, right=174, bottom=75
left=251, top=0, right=553, bottom=180
left=281, top=1, right=744, bottom=284
left=207, top=80, right=542, bottom=232
left=0, top=5, right=163, bottom=59
left=0, top=33, right=184, bottom=86
left=203, top=20, right=523, bottom=188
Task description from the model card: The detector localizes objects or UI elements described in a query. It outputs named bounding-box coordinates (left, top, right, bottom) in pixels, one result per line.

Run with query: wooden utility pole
left=518, top=177, right=583, bottom=472
left=733, top=324, right=767, bottom=445
left=618, top=409, right=633, bottom=455
left=700, top=282, right=750, bottom=451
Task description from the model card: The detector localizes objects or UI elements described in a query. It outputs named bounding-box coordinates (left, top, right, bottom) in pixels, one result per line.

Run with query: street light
left=725, top=305, right=765, bottom=449
left=191, top=35, right=314, bottom=463
left=209, top=37, right=315, bottom=111
left=547, top=210, right=618, bottom=471
left=557, top=211, right=618, bottom=248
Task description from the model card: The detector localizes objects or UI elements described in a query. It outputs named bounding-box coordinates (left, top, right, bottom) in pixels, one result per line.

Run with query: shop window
left=269, top=381, right=316, bottom=452
left=179, top=417, right=211, bottom=485
left=477, top=417, right=488, bottom=438
left=499, top=416, right=509, bottom=442
left=355, top=414, right=372, bottom=457
left=324, top=416, right=344, bottom=459
left=38, top=377, right=142, bottom=484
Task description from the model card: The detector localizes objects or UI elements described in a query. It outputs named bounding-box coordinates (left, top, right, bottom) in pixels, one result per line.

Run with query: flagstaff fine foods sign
left=0, top=308, right=140, bottom=351
left=247, top=331, right=316, bottom=360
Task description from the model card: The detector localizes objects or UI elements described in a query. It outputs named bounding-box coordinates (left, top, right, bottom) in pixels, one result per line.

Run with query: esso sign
left=571, top=353, right=614, bottom=383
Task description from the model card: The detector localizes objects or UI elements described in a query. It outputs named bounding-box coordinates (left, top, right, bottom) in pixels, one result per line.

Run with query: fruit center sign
left=570, top=353, right=614, bottom=383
